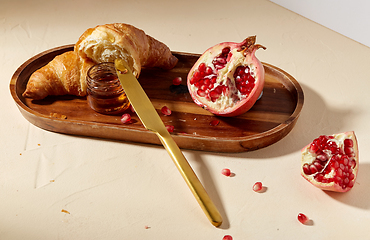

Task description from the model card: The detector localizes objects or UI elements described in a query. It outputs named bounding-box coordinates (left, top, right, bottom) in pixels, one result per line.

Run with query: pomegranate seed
left=344, top=138, right=353, bottom=147
left=166, top=125, right=174, bottom=132
left=222, top=47, right=230, bottom=55
left=302, top=163, right=311, bottom=175
left=252, top=182, right=263, bottom=192
left=198, top=62, right=206, bottom=72
left=297, top=213, right=309, bottom=224
left=206, top=66, right=213, bottom=75
left=210, top=119, right=220, bottom=126
left=344, top=147, right=353, bottom=155
left=130, top=105, right=135, bottom=113
left=309, top=164, right=318, bottom=174
left=120, top=113, right=131, bottom=124
left=221, top=168, right=231, bottom=177
left=172, top=77, right=182, bottom=85
left=316, top=154, right=327, bottom=162
left=161, top=106, right=172, bottom=116
left=222, top=235, right=233, bottom=240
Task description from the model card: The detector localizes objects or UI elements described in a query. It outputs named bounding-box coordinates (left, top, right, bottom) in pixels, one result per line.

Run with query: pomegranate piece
left=297, top=213, right=309, bottom=224
left=222, top=235, right=233, bottom=240
left=301, top=131, right=359, bottom=192
left=161, top=106, right=172, bottom=116
left=209, top=119, right=220, bottom=126
left=172, top=76, right=182, bottom=85
left=187, top=36, right=266, bottom=117
left=120, top=113, right=131, bottom=124
left=252, top=182, right=263, bottom=192
left=221, top=168, right=231, bottom=177
left=166, top=125, right=174, bottom=133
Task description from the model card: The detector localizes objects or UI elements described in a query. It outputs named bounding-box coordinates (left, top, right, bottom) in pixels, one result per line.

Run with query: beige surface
left=1, top=0, right=370, bottom=239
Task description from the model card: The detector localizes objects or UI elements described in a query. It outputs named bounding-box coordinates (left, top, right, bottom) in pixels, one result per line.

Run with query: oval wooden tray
left=10, top=45, right=304, bottom=152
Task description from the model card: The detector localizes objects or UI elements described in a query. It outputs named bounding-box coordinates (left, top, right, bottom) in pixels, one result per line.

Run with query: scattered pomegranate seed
left=120, top=113, right=131, bottom=124
left=130, top=105, right=135, bottom=113
left=221, top=168, right=231, bottom=177
left=252, top=182, right=263, bottom=192
left=161, top=106, right=172, bottom=116
left=222, top=235, right=233, bottom=240
left=297, top=213, right=309, bottom=224
left=172, top=76, right=182, bottom=85
left=166, top=125, right=174, bottom=133
left=210, top=119, right=220, bottom=126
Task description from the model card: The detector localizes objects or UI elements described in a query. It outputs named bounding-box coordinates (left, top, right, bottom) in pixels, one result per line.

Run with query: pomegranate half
left=187, top=36, right=266, bottom=117
left=301, top=131, right=359, bottom=192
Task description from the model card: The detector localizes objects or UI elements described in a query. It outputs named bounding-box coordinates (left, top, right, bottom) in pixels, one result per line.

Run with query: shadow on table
left=188, top=151, right=230, bottom=229
left=325, top=163, right=370, bottom=209
left=210, top=82, right=360, bottom=159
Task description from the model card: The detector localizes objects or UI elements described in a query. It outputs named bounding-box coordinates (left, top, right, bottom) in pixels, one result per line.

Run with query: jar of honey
left=86, top=62, right=130, bottom=115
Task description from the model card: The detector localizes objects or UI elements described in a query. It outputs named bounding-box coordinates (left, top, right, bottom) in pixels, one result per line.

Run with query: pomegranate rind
left=187, top=36, right=265, bottom=117
left=301, top=131, right=359, bottom=192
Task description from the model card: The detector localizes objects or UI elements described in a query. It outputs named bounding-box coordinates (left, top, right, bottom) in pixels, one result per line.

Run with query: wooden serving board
left=10, top=45, right=304, bottom=152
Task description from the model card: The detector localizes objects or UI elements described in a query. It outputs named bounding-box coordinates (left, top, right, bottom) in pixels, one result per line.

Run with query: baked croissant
left=23, top=23, right=178, bottom=100
left=22, top=51, right=94, bottom=100
left=75, top=23, right=178, bottom=77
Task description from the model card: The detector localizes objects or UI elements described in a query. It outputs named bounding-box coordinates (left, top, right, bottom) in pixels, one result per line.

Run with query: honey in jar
left=86, top=62, right=130, bottom=115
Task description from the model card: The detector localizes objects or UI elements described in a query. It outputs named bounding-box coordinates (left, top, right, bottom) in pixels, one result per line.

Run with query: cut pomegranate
left=120, top=113, right=131, bottom=124
left=222, top=235, right=233, bottom=240
left=297, top=213, right=309, bottom=224
left=161, top=106, right=172, bottom=116
left=252, top=182, right=263, bottom=192
left=221, top=168, right=231, bottom=177
left=301, top=131, right=359, bottom=192
left=166, top=125, right=174, bottom=133
left=187, top=36, right=266, bottom=117
left=172, top=76, right=182, bottom=85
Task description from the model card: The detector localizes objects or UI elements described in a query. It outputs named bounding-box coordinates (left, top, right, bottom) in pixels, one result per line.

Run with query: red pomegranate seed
left=221, top=168, right=231, bottom=177
left=120, top=113, right=131, bottom=124
left=253, top=182, right=263, bottom=192
left=172, top=77, right=182, bottom=85
left=222, top=235, right=233, bottom=240
left=297, top=213, right=309, bottom=224
left=166, top=125, right=174, bottom=133
left=198, top=62, right=206, bottom=72
left=344, top=138, right=353, bottom=147
left=161, top=106, right=172, bottom=116
left=130, top=105, right=135, bottom=113
left=210, top=119, right=220, bottom=126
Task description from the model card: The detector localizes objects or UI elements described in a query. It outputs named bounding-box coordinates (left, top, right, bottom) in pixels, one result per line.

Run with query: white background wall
left=270, top=0, right=370, bottom=48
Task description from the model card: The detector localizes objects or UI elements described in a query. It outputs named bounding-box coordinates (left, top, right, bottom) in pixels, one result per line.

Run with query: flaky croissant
left=75, top=23, right=178, bottom=77
left=22, top=51, right=94, bottom=100
left=23, top=23, right=178, bottom=100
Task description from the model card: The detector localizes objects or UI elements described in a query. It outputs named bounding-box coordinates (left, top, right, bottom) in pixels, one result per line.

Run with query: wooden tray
left=10, top=45, right=304, bottom=152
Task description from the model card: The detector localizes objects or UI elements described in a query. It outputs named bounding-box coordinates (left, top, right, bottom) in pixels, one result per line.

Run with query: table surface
left=1, top=0, right=370, bottom=239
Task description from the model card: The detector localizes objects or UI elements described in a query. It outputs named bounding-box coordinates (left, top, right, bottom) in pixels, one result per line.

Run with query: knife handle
left=156, top=131, right=223, bottom=227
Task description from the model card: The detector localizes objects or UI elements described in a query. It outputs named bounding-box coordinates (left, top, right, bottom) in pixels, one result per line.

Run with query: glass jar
left=86, top=62, right=130, bottom=115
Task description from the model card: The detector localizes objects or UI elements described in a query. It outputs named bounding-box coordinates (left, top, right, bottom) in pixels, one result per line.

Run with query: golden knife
left=114, top=59, right=222, bottom=227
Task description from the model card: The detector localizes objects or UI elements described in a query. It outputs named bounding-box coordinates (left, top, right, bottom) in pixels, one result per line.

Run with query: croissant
left=75, top=23, right=178, bottom=77
left=23, top=23, right=178, bottom=100
left=22, top=51, right=94, bottom=100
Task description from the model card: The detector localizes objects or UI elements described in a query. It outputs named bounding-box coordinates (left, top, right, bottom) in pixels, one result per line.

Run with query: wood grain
left=10, top=45, right=304, bottom=152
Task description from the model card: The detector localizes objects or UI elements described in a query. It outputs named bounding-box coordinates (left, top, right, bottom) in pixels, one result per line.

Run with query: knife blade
left=114, top=58, right=222, bottom=227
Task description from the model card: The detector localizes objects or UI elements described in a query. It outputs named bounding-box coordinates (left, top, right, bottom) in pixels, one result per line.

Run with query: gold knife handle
left=155, top=130, right=223, bottom=227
